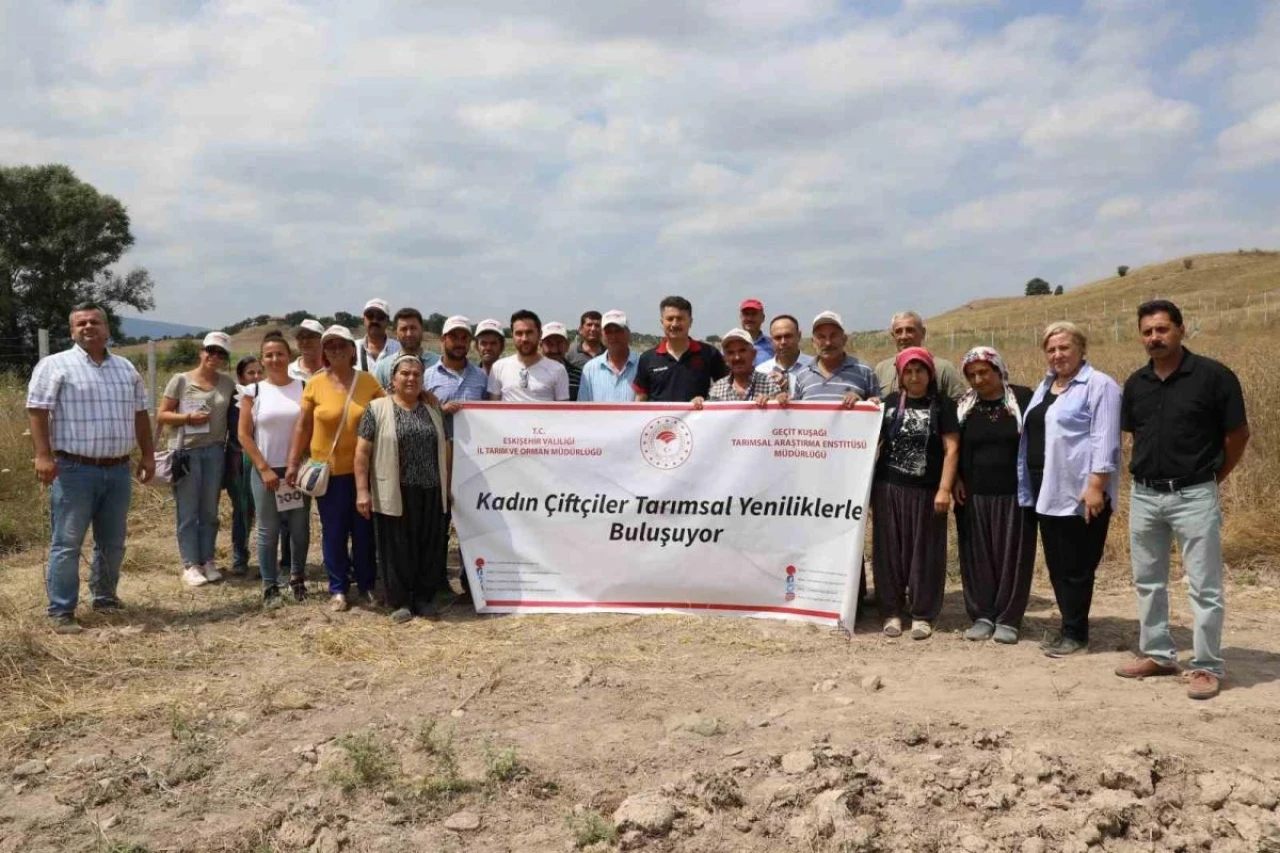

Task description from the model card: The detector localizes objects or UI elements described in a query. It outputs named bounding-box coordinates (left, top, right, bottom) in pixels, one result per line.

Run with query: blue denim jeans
left=317, top=473, right=375, bottom=595
left=1129, top=481, right=1226, bottom=676
left=249, top=466, right=311, bottom=590
left=173, top=444, right=225, bottom=566
left=225, top=449, right=254, bottom=569
left=46, top=458, right=133, bottom=616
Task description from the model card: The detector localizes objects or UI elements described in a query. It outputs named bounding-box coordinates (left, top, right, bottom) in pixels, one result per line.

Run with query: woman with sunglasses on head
left=158, top=332, right=238, bottom=588
left=225, top=355, right=263, bottom=577
left=286, top=326, right=385, bottom=612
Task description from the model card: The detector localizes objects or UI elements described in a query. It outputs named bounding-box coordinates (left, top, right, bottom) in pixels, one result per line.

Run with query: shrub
left=1054, top=285, right=1064, bottom=296
left=565, top=811, right=616, bottom=848
left=1117, top=265, right=1129, bottom=277
left=329, top=732, right=397, bottom=792
left=163, top=338, right=200, bottom=369
left=1024, top=278, right=1051, bottom=296
left=1184, top=258, right=1194, bottom=270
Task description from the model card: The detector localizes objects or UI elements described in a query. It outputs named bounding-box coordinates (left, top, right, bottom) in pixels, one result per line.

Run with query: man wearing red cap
left=739, top=298, right=774, bottom=367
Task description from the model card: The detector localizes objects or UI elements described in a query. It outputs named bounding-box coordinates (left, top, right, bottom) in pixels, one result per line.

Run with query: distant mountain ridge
left=119, top=317, right=209, bottom=340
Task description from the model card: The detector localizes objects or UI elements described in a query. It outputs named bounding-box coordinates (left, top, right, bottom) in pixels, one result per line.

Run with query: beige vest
left=367, top=397, right=450, bottom=518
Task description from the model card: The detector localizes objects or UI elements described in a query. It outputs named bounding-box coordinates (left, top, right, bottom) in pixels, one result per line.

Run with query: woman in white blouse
left=238, top=331, right=311, bottom=607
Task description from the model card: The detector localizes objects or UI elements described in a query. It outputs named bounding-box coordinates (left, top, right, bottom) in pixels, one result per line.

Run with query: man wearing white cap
left=426, top=317, right=489, bottom=430
left=487, top=310, right=570, bottom=402
left=371, top=307, right=439, bottom=391
left=355, top=298, right=401, bottom=372
left=578, top=310, right=639, bottom=402
left=539, top=321, right=581, bottom=401
left=792, top=311, right=880, bottom=406
left=289, top=319, right=326, bottom=381
left=473, top=319, right=505, bottom=375
left=694, top=328, right=785, bottom=406
left=26, top=304, right=156, bottom=633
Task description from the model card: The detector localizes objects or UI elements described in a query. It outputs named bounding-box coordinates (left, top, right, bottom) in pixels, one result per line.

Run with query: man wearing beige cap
left=290, top=319, right=326, bottom=381
left=487, top=310, right=570, bottom=402
left=578, top=310, right=639, bottom=402
left=355, top=298, right=401, bottom=372
left=792, top=311, right=880, bottom=405
left=473, top=319, right=505, bottom=375
left=539, top=321, right=582, bottom=400
left=696, top=328, right=784, bottom=405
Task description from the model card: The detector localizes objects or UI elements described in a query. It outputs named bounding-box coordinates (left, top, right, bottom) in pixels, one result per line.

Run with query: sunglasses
left=322, top=340, right=350, bottom=350
left=364, top=313, right=389, bottom=323
left=204, top=347, right=228, bottom=359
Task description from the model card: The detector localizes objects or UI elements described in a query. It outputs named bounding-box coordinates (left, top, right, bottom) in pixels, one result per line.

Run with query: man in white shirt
left=756, top=314, right=813, bottom=395
left=289, top=319, right=325, bottom=381
left=487, top=310, right=570, bottom=402
left=355, top=298, right=401, bottom=371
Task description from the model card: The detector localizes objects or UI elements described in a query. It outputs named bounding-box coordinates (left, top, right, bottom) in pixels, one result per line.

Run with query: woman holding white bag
left=285, top=326, right=384, bottom=612
left=238, top=331, right=311, bottom=607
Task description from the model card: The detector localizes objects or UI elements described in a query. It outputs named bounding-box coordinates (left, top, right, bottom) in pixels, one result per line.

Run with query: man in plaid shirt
left=26, top=305, right=155, bottom=634
left=694, top=328, right=785, bottom=407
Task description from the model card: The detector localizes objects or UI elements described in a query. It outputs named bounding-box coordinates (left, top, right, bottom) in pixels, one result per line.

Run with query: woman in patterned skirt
left=354, top=354, right=451, bottom=623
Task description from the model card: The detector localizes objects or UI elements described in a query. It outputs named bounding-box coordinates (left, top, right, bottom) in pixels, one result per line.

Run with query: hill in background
left=118, top=317, right=209, bottom=340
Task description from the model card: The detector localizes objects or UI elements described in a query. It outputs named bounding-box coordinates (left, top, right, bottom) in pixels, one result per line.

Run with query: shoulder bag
left=295, top=375, right=357, bottom=498
left=151, top=374, right=190, bottom=485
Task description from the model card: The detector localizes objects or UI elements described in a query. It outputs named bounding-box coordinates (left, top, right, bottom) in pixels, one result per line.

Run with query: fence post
left=37, top=328, right=49, bottom=361
left=147, top=340, right=158, bottom=415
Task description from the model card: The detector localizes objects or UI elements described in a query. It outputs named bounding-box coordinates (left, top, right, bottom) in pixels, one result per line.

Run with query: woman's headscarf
left=956, top=346, right=1023, bottom=431
left=890, top=346, right=938, bottom=438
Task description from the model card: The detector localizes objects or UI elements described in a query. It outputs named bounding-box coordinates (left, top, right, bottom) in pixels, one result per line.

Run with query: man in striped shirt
left=26, top=305, right=155, bottom=634
left=791, top=311, right=881, bottom=405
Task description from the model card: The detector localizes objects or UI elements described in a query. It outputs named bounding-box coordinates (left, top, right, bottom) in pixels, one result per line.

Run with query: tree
left=1117, top=265, right=1129, bottom=277
left=1054, top=285, right=1064, bottom=296
left=424, top=313, right=447, bottom=335
left=283, top=310, right=311, bottom=326
left=0, top=164, right=154, bottom=362
left=334, top=311, right=361, bottom=329
left=164, top=338, right=200, bottom=369
left=1024, top=278, right=1052, bottom=296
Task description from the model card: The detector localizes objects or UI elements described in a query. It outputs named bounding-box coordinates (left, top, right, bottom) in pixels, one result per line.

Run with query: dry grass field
left=1, top=252, right=1279, bottom=852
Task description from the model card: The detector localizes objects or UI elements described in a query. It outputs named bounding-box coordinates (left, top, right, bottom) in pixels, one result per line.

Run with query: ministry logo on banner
left=639, top=416, right=694, bottom=470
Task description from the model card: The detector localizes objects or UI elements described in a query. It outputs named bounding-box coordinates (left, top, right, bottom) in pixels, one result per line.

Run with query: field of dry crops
left=1, top=252, right=1279, bottom=852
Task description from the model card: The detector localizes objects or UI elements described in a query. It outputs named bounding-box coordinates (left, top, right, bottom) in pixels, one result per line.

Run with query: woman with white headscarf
left=953, top=346, right=1035, bottom=644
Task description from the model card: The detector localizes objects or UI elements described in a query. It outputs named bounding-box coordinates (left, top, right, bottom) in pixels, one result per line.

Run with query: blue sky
left=2, top=0, right=1278, bottom=335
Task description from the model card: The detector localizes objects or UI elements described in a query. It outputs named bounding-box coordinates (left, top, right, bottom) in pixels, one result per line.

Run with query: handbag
left=296, top=375, right=358, bottom=498
left=151, top=375, right=190, bottom=485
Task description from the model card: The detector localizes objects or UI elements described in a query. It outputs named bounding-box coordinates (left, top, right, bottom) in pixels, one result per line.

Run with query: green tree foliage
left=424, top=313, right=447, bottom=335
left=1024, top=277, right=1052, bottom=296
left=1117, top=265, right=1129, bottom=277
left=283, top=310, right=311, bottom=326
left=334, top=311, right=361, bottom=328
left=163, top=338, right=200, bottom=369
left=0, top=164, right=155, bottom=363
left=1054, top=285, right=1064, bottom=296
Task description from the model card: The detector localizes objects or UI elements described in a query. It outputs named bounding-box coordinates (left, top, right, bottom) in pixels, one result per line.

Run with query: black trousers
left=373, top=485, right=448, bottom=612
left=1038, top=505, right=1111, bottom=642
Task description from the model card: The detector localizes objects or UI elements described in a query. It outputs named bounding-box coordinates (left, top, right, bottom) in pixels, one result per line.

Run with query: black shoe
left=289, top=576, right=307, bottom=602
left=453, top=590, right=474, bottom=608
left=1044, top=637, right=1088, bottom=658
left=50, top=614, right=84, bottom=635
left=263, top=587, right=284, bottom=610
left=415, top=599, right=440, bottom=621
left=229, top=563, right=249, bottom=578
left=391, top=608, right=413, bottom=624
left=91, top=597, right=123, bottom=611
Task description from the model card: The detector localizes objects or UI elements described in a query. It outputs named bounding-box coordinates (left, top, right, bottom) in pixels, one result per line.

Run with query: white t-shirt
left=247, top=379, right=305, bottom=468
left=487, top=356, right=570, bottom=402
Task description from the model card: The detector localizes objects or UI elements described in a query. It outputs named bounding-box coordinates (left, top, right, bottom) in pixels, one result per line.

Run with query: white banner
left=452, top=401, right=882, bottom=628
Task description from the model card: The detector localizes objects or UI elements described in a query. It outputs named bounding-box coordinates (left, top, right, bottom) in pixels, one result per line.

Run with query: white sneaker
left=182, top=566, right=209, bottom=587
left=201, top=562, right=223, bottom=583
left=330, top=593, right=349, bottom=612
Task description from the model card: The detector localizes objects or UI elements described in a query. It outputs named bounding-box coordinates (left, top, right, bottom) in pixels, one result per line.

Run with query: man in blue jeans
left=26, top=305, right=156, bottom=634
left=1116, top=299, right=1249, bottom=700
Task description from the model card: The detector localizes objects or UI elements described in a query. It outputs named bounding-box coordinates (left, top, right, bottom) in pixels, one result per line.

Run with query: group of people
left=25, top=294, right=1246, bottom=700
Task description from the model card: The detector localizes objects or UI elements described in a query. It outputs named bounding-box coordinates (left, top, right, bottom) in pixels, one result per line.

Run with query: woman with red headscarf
left=872, top=347, right=959, bottom=640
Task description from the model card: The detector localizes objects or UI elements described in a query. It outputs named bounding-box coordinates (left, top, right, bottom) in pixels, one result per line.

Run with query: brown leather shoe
left=1184, top=670, right=1221, bottom=700
left=1115, top=657, right=1179, bottom=679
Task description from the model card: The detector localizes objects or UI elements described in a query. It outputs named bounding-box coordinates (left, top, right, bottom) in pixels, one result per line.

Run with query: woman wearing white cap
left=157, top=331, right=238, bottom=587
left=354, top=353, right=452, bottom=622
left=286, top=325, right=385, bottom=611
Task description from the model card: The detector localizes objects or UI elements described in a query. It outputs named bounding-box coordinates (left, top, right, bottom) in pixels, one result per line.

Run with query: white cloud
left=1216, top=101, right=1280, bottom=171
left=0, top=0, right=1275, bottom=333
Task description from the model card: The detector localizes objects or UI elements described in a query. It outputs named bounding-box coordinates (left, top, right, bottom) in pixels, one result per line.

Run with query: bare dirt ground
left=1, top=519, right=1278, bottom=853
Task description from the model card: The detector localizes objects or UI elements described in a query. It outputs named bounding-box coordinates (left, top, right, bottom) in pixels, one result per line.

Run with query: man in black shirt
left=633, top=296, right=728, bottom=402
left=1115, top=300, right=1249, bottom=700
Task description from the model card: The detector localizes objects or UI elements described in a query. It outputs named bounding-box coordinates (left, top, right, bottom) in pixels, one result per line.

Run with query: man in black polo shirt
left=1115, top=299, right=1248, bottom=700
left=633, top=295, right=728, bottom=402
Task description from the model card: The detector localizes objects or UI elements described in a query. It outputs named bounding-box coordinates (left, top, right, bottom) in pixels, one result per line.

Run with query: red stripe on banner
left=482, top=599, right=840, bottom=619
left=455, top=402, right=879, bottom=413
